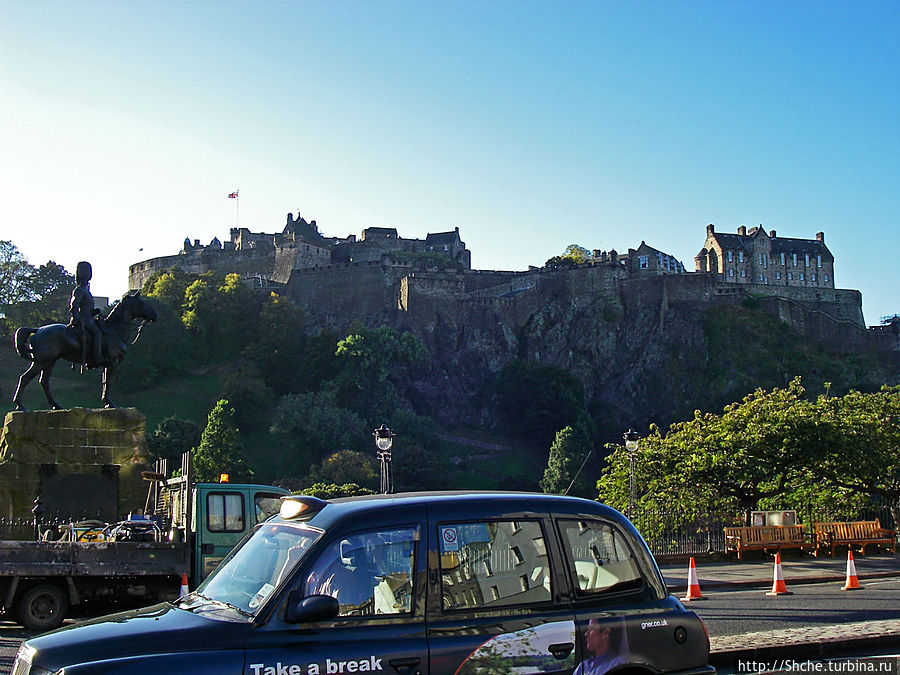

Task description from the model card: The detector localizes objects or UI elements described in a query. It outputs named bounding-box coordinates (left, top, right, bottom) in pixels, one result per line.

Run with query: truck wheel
left=16, top=584, right=68, bottom=631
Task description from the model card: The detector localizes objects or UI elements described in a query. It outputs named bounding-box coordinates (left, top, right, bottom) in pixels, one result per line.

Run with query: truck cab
left=193, top=483, right=289, bottom=581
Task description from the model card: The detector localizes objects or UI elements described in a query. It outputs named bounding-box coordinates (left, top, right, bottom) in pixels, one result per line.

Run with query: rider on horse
left=69, top=261, right=104, bottom=368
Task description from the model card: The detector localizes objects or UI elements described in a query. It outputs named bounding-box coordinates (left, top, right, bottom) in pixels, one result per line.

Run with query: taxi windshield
left=193, top=522, right=322, bottom=615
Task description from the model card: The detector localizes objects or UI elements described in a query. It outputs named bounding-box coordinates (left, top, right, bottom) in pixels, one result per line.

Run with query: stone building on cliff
left=128, top=213, right=897, bottom=354
left=695, top=224, right=834, bottom=289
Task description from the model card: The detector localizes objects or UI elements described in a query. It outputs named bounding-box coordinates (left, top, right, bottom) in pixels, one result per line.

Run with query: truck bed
left=0, top=540, right=189, bottom=577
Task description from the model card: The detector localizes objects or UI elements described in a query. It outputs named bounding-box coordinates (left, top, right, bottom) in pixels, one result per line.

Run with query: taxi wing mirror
left=284, top=592, right=339, bottom=624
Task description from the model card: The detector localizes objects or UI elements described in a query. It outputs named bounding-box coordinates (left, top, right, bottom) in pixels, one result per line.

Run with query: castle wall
left=286, top=261, right=409, bottom=331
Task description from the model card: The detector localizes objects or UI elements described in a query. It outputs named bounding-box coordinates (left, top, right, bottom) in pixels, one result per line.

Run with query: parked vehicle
left=0, top=453, right=288, bottom=630
left=14, top=491, right=714, bottom=675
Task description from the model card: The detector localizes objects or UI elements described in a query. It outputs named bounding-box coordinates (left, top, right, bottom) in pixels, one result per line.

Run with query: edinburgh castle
left=129, top=212, right=895, bottom=347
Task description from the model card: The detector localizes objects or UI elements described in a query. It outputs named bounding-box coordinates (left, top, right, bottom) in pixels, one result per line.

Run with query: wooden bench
left=724, top=525, right=810, bottom=560
left=812, top=520, right=897, bottom=557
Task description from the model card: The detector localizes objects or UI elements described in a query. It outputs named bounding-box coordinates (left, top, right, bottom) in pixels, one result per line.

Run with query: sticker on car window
left=249, top=583, right=275, bottom=609
left=441, top=527, right=459, bottom=552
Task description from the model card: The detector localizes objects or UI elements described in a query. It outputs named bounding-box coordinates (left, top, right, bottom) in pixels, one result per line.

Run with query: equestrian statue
left=12, top=261, right=157, bottom=411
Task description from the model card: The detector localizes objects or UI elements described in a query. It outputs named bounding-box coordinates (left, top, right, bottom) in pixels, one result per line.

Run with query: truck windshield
left=194, top=522, right=322, bottom=615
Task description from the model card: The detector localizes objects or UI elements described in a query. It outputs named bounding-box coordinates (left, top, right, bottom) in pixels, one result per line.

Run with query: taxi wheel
left=16, top=584, right=68, bottom=631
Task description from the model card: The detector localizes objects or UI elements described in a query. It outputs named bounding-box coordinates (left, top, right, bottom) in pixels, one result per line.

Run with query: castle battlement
left=128, top=214, right=886, bottom=350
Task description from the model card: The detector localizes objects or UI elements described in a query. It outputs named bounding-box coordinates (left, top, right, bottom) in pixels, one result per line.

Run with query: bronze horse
left=13, top=291, right=157, bottom=411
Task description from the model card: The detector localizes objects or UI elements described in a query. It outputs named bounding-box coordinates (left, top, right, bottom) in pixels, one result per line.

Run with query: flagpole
left=228, top=189, right=240, bottom=227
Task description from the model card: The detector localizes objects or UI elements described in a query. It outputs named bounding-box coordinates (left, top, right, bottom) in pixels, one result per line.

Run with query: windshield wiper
left=178, top=592, right=253, bottom=618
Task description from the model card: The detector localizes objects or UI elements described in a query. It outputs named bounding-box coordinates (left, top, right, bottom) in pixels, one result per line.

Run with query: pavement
left=657, top=552, right=900, bottom=670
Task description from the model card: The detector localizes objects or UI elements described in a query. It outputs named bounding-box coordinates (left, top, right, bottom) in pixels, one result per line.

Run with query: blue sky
left=2, top=1, right=897, bottom=324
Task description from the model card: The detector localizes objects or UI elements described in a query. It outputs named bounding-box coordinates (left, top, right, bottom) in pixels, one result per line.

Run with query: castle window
left=740, top=269, right=746, bottom=278
left=824, top=274, right=829, bottom=282
left=727, top=251, right=733, bottom=262
left=728, top=268, right=734, bottom=277
left=805, top=254, right=810, bottom=267
left=738, top=251, right=744, bottom=263
left=793, top=253, right=798, bottom=266
left=776, top=272, right=782, bottom=280
left=788, top=272, right=793, bottom=280
left=800, top=273, right=805, bottom=281
left=759, top=274, right=764, bottom=283
left=811, top=273, right=816, bottom=282
left=639, top=256, right=649, bottom=269
left=817, top=254, right=822, bottom=268
left=781, top=252, right=786, bottom=265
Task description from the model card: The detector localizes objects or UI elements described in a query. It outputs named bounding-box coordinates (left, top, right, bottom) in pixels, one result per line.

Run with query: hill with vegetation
left=3, top=242, right=899, bottom=500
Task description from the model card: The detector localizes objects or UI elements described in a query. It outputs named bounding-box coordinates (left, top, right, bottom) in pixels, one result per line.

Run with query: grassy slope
left=0, top=337, right=224, bottom=433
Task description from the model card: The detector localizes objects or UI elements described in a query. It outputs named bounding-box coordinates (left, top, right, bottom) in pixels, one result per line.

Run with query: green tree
left=307, top=449, right=379, bottom=489
left=296, top=483, right=375, bottom=499
left=269, top=390, right=369, bottom=480
left=0, top=242, right=74, bottom=333
left=540, top=421, right=595, bottom=498
left=193, top=399, right=252, bottom=482
left=810, top=386, right=900, bottom=526
left=389, top=411, right=454, bottom=492
left=596, top=378, right=883, bottom=527
left=221, top=363, right=276, bottom=432
left=143, top=267, right=195, bottom=311
left=242, top=292, right=305, bottom=393
left=544, top=244, right=591, bottom=268
left=334, top=325, right=428, bottom=417
left=147, top=417, right=203, bottom=463
left=0, top=240, right=35, bottom=307
left=495, top=360, right=586, bottom=452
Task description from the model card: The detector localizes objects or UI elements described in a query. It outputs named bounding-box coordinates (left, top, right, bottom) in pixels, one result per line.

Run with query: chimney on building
left=769, top=230, right=777, bottom=238
left=706, top=224, right=715, bottom=236
left=738, top=226, right=747, bottom=236
left=194, top=239, right=200, bottom=247
left=816, top=232, right=825, bottom=243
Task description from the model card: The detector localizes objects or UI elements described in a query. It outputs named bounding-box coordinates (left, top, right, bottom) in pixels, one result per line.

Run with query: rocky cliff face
left=288, top=262, right=897, bottom=439
left=393, top=268, right=898, bottom=439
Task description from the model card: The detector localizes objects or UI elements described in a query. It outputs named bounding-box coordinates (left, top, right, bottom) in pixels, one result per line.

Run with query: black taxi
left=13, top=492, right=714, bottom=675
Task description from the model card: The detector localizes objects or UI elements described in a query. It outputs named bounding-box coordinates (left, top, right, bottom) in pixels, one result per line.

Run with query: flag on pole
left=228, top=191, right=239, bottom=199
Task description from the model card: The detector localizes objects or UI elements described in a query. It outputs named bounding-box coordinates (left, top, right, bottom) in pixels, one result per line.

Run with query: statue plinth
left=0, top=408, right=153, bottom=522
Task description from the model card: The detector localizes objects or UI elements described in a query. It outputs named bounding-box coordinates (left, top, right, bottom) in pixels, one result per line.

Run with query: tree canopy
left=597, top=378, right=897, bottom=525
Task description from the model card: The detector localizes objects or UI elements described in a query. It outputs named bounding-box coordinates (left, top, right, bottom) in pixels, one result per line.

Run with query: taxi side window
left=208, top=492, right=244, bottom=533
left=304, top=527, right=417, bottom=617
left=558, top=519, right=643, bottom=594
left=439, top=520, right=551, bottom=611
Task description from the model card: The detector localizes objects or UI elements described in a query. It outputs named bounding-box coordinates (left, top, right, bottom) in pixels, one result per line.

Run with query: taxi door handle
left=389, top=657, right=421, bottom=675
left=548, top=642, right=574, bottom=660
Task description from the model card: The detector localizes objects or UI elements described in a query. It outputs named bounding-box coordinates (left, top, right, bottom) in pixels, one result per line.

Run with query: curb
left=665, top=569, right=900, bottom=594
left=709, top=620, right=900, bottom=668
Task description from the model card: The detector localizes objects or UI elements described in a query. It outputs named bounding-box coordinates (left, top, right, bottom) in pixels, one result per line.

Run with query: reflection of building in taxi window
left=305, top=528, right=416, bottom=617
left=440, top=520, right=551, bottom=610
left=573, top=618, right=628, bottom=675
left=559, top=520, right=641, bottom=594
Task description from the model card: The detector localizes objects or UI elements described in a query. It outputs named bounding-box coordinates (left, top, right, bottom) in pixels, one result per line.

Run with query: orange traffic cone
left=682, top=557, right=706, bottom=601
left=766, top=552, right=793, bottom=595
left=179, top=572, right=190, bottom=597
left=841, top=551, right=863, bottom=590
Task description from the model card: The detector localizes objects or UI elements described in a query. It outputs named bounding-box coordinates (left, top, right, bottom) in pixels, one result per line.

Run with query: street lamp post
left=623, top=429, right=640, bottom=518
left=373, top=425, right=395, bottom=494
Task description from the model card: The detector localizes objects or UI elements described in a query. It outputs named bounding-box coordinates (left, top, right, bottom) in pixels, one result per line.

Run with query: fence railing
left=0, top=514, right=103, bottom=541
left=631, top=506, right=897, bottom=558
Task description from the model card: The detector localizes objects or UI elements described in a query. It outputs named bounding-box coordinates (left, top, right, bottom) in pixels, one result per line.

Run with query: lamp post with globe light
left=373, top=425, right=396, bottom=494
left=623, top=429, right=640, bottom=518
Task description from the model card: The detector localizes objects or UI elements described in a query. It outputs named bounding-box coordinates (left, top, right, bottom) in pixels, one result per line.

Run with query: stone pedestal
left=0, top=408, right=153, bottom=522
